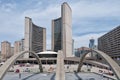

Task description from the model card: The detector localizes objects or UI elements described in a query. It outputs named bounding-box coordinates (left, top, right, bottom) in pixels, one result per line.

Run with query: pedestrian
left=101, top=72, right=104, bottom=80
left=19, top=73, right=21, bottom=79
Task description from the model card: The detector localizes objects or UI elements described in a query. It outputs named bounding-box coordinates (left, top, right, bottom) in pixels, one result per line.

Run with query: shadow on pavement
left=22, top=72, right=40, bottom=80
left=74, top=72, right=82, bottom=80
left=50, top=73, right=56, bottom=80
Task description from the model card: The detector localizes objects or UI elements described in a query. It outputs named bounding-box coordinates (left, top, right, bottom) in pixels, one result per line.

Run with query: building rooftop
left=37, top=51, right=57, bottom=54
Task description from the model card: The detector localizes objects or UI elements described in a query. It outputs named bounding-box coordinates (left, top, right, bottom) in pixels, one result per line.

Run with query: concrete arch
left=0, top=51, right=43, bottom=80
left=77, top=49, right=120, bottom=80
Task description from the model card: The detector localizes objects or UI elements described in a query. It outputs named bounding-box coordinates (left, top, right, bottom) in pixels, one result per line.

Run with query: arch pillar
left=0, top=51, right=43, bottom=80
left=77, top=51, right=91, bottom=72
left=77, top=49, right=120, bottom=80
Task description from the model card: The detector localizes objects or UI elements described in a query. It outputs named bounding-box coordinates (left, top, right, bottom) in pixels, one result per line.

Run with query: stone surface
left=55, top=51, right=65, bottom=80
left=3, top=72, right=112, bottom=80
left=77, top=49, right=120, bottom=80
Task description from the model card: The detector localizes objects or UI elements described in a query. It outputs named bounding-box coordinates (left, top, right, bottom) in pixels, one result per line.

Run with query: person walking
left=19, top=72, right=21, bottom=79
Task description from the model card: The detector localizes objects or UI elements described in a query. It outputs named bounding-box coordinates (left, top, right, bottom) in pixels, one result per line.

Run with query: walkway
left=3, top=72, right=55, bottom=80
left=3, top=72, right=113, bottom=80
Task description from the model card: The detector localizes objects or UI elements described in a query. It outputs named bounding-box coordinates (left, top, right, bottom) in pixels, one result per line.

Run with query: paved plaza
left=3, top=72, right=112, bottom=80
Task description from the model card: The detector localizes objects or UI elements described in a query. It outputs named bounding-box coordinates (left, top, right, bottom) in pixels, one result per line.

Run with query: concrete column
left=56, top=50, right=65, bottom=80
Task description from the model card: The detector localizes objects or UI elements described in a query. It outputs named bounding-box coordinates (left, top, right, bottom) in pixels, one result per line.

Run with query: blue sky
left=0, top=0, right=120, bottom=49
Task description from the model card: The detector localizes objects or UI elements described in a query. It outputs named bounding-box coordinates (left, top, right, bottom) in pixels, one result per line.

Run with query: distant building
left=89, top=38, right=95, bottom=49
left=21, top=39, right=24, bottom=51
left=14, top=41, right=21, bottom=54
left=72, top=39, right=74, bottom=56
left=89, top=38, right=95, bottom=57
left=98, top=25, right=120, bottom=60
left=10, top=47, right=14, bottom=57
left=0, top=51, right=1, bottom=62
left=75, top=47, right=90, bottom=57
left=24, top=17, right=46, bottom=58
left=14, top=39, right=24, bottom=58
left=0, top=51, right=1, bottom=58
left=1, top=41, right=11, bottom=59
left=52, top=2, right=72, bottom=57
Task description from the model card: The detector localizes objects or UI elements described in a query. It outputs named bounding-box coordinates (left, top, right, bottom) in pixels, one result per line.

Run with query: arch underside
left=0, top=51, right=43, bottom=80
left=77, top=49, right=120, bottom=80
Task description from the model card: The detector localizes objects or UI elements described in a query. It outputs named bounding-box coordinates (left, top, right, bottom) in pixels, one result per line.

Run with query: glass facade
left=53, top=18, right=62, bottom=52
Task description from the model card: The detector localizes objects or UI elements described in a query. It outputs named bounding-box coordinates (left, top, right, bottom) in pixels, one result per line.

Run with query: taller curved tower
left=52, top=2, right=72, bottom=57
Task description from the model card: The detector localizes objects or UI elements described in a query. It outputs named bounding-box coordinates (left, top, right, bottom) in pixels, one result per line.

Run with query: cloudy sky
left=0, top=0, right=120, bottom=49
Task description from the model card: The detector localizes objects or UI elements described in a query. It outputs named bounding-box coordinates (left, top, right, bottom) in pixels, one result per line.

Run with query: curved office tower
left=52, top=2, right=72, bottom=57
left=24, top=17, right=46, bottom=58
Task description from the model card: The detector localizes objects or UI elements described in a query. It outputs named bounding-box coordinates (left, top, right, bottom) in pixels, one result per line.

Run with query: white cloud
left=71, top=0, right=120, bottom=19
left=0, top=3, right=16, bottom=12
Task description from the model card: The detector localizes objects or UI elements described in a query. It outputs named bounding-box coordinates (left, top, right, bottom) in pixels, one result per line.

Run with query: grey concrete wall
left=51, top=20, right=54, bottom=51
left=24, top=17, right=32, bottom=58
left=62, top=2, right=72, bottom=57
left=43, top=28, right=46, bottom=51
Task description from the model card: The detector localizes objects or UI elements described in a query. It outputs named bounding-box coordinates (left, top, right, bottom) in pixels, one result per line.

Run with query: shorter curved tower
left=24, top=17, right=46, bottom=58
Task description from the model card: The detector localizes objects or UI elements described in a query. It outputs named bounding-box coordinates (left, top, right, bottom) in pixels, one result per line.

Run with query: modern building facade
left=24, top=17, right=46, bottom=58
left=98, top=25, right=120, bottom=59
left=52, top=2, right=72, bottom=57
left=1, top=41, right=11, bottom=59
